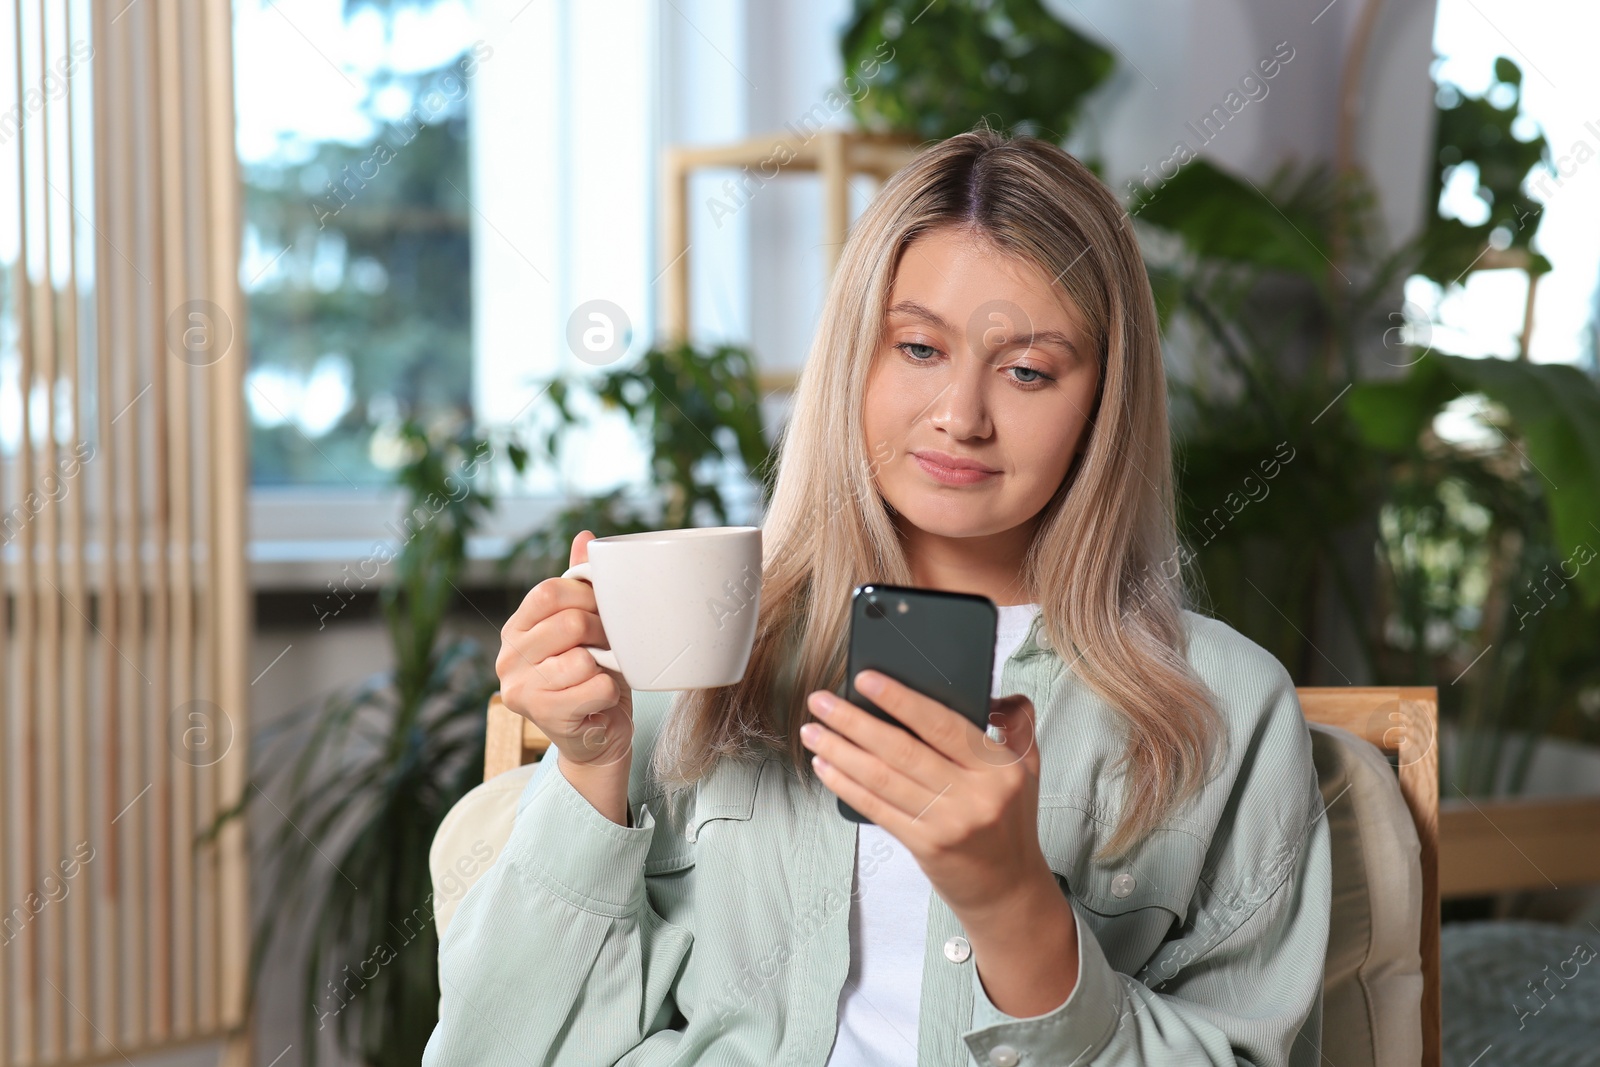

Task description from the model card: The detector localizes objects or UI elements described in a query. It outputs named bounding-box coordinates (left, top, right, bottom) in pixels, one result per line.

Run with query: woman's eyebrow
left=887, top=300, right=956, bottom=333
left=1022, top=329, right=1080, bottom=359
left=887, top=299, right=1079, bottom=358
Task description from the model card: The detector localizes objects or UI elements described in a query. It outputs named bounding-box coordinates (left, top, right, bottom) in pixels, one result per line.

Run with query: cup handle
left=560, top=562, right=621, bottom=673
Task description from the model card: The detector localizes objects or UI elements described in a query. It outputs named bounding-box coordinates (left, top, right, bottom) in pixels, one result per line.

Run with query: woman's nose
left=927, top=360, right=993, bottom=439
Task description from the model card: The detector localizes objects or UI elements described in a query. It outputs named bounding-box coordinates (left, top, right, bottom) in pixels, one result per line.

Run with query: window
left=236, top=2, right=841, bottom=578
left=1411, top=0, right=1600, bottom=369
left=236, top=0, right=481, bottom=487
left=236, top=0, right=661, bottom=494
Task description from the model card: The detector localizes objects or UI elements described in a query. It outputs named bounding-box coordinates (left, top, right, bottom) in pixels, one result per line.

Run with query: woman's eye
left=1008, top=364, right=1053, bottom=386
left=896, top=341, right=938, bottom=361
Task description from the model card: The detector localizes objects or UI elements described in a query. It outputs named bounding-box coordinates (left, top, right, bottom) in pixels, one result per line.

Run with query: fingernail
left=855, top=670, right=883, bottom=696
left=809, top=691, right=834, bottom=717
left=800, top=722, right=821, bottom=742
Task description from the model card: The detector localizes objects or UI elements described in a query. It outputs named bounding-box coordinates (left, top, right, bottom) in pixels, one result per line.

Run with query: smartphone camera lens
left=896, top=598, right=908, bottom=614
left=865, top=595, right=884, bottom=619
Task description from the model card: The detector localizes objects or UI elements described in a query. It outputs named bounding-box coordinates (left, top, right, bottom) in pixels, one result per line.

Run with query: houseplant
left=502, top=337, right=774, bottom=582
left=832, top=5, right=1600, bottom=783
left=1128, top=61, right=1600, bottom=790
left=206, top=416, right=526, bottom=1067
left=840, top=0, right=1114, bottom=142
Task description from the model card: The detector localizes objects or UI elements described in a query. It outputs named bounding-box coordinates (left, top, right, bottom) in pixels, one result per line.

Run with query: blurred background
left=2, top=0, right=1598, bottom=1064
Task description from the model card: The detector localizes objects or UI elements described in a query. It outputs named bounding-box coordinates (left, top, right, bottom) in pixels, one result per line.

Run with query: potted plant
left=206, top=417, right=527, bottom=1067
left=1127, top=58, right=1600, bottom=791
left=502, top=337, right=774, bottom=582
left=839, top=0, right=1115, bottom=142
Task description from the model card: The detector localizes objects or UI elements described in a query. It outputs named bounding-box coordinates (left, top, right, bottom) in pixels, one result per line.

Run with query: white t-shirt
left=825, top=602, right=1042, bottom=1066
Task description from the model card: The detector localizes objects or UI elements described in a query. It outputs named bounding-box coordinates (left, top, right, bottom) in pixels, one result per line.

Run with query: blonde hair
left=651, top=124, right=1222, bottom=860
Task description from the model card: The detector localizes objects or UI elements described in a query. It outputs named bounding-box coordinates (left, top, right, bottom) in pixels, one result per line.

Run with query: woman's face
left=862, top=226, right=1101, bottom=544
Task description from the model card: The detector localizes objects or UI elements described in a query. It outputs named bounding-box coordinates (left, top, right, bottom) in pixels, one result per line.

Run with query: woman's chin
left=892, top=500, right=1022, bottom=542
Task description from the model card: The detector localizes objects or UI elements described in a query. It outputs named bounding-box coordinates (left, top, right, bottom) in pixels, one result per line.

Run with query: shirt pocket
left=1037, top=801, right=1205, bottom=926
left=639, top=755, right=768, bottom=877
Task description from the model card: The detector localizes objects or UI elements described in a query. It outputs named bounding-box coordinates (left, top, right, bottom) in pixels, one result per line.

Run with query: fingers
left=570, top=529, right=595, bottom=569
left=553, top=668, right=626, bottom=720
left=806, top=688, right=951, bottom=797
left=497, top=637, right=595, bottom=695
left=511, top=604, right=609, bottom=667
left=493, top=531, right=634, bottom=766
left=810, top=750, right=910, bottom=831
left=504, top=570, right=596, bottom=635
left=801, top=708, right=944, bottom=826
left=496, top=609, right=619, bottom=722
left=499, top=647, right=623, bottom=725
left=850, top=670, right=988, bottom=770
left=503, top=532, right=598, bottom=634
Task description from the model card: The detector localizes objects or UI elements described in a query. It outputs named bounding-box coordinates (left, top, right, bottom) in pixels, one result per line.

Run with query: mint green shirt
left=424, top=609, right=1331, bottom=1066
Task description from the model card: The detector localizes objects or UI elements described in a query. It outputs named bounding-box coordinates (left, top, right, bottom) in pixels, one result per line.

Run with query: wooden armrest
left=1439, top=794, right=1600, bottom=896
left=484, top=692, right=553, bottom=781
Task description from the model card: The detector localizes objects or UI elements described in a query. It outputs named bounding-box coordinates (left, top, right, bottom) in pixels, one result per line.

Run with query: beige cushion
left=1310, top=721, right=1424, bottom=1067
left=430, top=761, right=540, bottom=938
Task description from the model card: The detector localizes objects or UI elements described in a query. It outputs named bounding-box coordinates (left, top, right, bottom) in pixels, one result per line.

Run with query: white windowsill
left=249, top=472, right=763, bottom=592
left=249, top=487, right=610, bottom=591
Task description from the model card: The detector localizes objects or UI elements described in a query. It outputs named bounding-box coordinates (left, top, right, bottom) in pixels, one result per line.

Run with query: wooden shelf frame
left=658, top=128, right=926, bottom=394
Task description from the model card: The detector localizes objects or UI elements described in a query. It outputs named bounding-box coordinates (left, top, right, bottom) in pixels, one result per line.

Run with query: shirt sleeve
left=423, top=747, right=693, bottom=1066
left=962, top=675, right=1332, bottom=1067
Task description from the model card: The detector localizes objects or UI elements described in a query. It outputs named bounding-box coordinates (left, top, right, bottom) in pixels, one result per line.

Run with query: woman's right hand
left=498, top=531, right=636, bottom=805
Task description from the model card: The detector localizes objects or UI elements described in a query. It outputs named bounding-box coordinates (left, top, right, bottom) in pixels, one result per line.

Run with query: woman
left=424, top=127, right=1330, bottom=1067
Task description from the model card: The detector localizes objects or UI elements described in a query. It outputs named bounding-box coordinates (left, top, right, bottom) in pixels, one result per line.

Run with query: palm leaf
left=204, top=418, right=512, bottom=1066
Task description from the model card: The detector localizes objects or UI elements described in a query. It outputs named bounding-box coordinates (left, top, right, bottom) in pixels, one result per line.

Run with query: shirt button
left=1034, top=627, right=1051, bottom=651
left=943, top=935, right=972, bottom=963
left=988, top=1045, right=1021, bottom=1067
left=1111, top=872, right=1136, bottom=897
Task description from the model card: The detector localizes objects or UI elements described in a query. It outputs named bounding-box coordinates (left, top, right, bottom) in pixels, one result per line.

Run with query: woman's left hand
left=802, top=669, right=1056, bottom=926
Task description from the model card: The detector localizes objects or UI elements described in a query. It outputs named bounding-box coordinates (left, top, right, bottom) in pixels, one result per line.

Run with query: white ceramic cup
left=560, top=526, right=763, bottom=691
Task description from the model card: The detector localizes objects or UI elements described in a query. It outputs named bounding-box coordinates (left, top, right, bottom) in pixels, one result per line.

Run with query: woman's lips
left=912, top=451, right=1000, bottom=486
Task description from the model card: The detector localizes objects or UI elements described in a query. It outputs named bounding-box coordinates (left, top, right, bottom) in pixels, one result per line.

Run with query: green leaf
left=1132, top=160, right=1332, bottom=280
left=1351, top=355, right=1600, bottom=605
left=205, top=418, right=502, bottom=1067
left=1145, top=264, right=1184, bottom=333
left=1448, top=357, right=1600, bottom=603
left=1417, top=57, right=1550, bottom=287
left=839, top=0, right=1115, bottom=141
left=1347, top=356, right=1456, bottom=451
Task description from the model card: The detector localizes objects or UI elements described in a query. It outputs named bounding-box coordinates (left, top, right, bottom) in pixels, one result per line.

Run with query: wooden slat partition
left=0, top=1, right=251, bottom=1064
left=58, top=1, right=92, bottom=1046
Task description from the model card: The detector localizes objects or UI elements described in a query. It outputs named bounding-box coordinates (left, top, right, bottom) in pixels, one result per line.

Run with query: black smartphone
left=837, top=583, right=998, bottom=824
